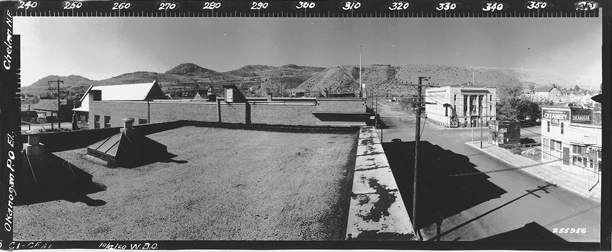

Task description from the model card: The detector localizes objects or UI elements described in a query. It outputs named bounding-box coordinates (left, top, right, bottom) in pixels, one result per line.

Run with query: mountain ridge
left=22, top=63, right=600, bottom=98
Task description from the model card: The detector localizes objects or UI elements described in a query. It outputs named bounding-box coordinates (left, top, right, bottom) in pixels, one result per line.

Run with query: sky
left=14, top=16, right=602, bottom=87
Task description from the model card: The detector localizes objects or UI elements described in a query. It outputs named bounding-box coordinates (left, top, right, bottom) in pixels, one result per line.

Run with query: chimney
left=267, top=92, right=273, bottom=102
left=121, top=118, right=135, bottom=137
left=25, top=133, right=45, bottom=156
left=207, top=87, right=216, bottom=101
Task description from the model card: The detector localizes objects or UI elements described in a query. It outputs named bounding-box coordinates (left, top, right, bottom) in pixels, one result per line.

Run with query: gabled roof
left=79, top=80, right=166, bottom=102
left=33, top=99, right=69, bottom=112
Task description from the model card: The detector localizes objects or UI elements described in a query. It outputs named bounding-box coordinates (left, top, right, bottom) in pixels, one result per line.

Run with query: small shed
left=488, top=120, right=520, bottom=147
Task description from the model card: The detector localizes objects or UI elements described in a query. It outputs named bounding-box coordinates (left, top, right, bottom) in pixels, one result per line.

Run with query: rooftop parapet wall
left=316, top=98, right=367, bottom=113
left=346, top=126, right=416, bottom=240
left=88, top=99, right=366, bottom=128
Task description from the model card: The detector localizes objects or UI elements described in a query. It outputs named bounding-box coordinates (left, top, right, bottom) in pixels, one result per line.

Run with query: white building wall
left=541, top=107, right=602, bottom=173
left=425, top=86, right=496, bottom=127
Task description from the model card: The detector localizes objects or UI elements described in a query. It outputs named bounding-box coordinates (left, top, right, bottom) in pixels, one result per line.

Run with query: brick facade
left=87, top=98, right=366, bottom=129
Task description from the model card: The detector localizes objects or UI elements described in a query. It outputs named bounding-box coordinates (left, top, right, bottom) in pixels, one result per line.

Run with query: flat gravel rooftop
left=15, top=126, right=358, bottom=241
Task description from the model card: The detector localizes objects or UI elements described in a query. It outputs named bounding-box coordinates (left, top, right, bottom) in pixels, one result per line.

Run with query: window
left=542, top=138, right=549, bottom=160
left=139, top=119, right=148, bottom=125
left=454, top=95, right=456, bottom=102
left=561, top=123, right=564, bottom=134
left=552, top=140, right=561, bottom=151
left=94, top=115, right=100, bottom=129
left=463, top=95, right=468, bottom=116
left=104, top=116, right=111, bottom=128
left=547, top=121, right=550, bottom=132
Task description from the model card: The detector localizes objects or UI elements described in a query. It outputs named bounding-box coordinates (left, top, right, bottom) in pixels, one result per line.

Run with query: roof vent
left=85, top=118, right=168, bottom=168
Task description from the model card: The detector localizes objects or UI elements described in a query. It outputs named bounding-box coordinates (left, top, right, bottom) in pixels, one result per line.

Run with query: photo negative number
left=158, top=2, right=177, bottom=10
left=63, top=1, right=84, bottom=10
left=296, top=1, right=316, bottom=9
left=389, top=1, right=410, bottom=10
left=202, top=2, right=221, bottom=10
left=251, top=2, right=269, bottom=10
left=436, top=2, right=458, bottom=11
left=342, top=1, right=361, bottom=10
left=112, top=1, right=132, bottom=10
left=552, top=228, right=586, bottom=234
left=17, top=0, right=38, bottom=10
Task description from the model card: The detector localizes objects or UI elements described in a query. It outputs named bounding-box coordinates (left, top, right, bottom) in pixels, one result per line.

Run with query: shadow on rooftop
left=17, top=151, right=106, bottom=206
left=478, top=222, right=566, bottom=242
left=382, top=140, right=507, bottom=230
left=119, top=152, right=188, bottom=168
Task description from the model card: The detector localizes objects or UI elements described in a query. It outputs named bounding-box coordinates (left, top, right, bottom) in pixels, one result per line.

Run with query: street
left=375, top=101, right=601, bottom=242
left=21, top=122, right=73, bottom=133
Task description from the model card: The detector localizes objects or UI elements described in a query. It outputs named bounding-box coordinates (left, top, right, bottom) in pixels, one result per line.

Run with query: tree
left=496, top=98, right=519, bottom=121
left=528, top=82, right=535, bottom=91
left=516, top=99, right=541, bottom=122
left=496, top=82, right=523, bottom=121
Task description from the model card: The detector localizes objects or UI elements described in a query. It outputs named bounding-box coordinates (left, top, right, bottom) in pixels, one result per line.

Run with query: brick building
left=76, top=82, right=369, bottom=129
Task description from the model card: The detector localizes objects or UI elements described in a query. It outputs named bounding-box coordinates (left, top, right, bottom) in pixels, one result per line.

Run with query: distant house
left=288, top=88, right=311, bottom=97
left=534, top=85, right=558, bottom=99
left=193, top=88, right=217, bottom=101
left=521, top=89, right=534, bottom=95
left=33, top=99, right=73, bottom=123
left=73, top=81, right=167, bottom=125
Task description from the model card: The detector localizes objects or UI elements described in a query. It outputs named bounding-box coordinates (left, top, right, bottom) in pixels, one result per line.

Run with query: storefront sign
left=571, top=108, right=592, bottom=124
left=543, top=109, right=569, bottom=126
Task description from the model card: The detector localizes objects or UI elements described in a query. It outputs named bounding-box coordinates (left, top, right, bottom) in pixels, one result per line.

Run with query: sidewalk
left=465, top=141, right=601, bottom=201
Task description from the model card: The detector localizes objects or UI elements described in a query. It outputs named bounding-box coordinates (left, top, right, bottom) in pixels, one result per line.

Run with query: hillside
left=23, top=75, right=98, bottom=95
left=21, top=63, right=599, bottom=99
left=298, top=64, right=600, bottom=97
left=165, top=63, right=218, bottom=76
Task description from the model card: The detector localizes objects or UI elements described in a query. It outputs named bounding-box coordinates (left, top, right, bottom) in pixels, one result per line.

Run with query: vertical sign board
left=225, top=88, right=233, bottom=103
left=542, top=108, right=570, bottom=126
left=0, top=4, right=18, bottom=248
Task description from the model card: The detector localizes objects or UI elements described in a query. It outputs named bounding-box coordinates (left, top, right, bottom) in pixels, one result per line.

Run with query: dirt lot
left=15, top=126, right=358, bottom=241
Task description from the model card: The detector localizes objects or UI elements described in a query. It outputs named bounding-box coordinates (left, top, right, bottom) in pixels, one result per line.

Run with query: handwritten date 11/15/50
left=552, top=228, right=586, bottom=233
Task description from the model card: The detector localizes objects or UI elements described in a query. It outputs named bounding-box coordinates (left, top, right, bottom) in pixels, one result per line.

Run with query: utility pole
left=48, top=79, right=64, bottom=130
left=375, top=95, right=378, bottom=130
left=480, top=96, right=483, bottom=148
left=413, top=76, right=429, bottom=241
left=28, top=104, right=31, bottom=131
left=359, top=46, right=363, bottom=98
